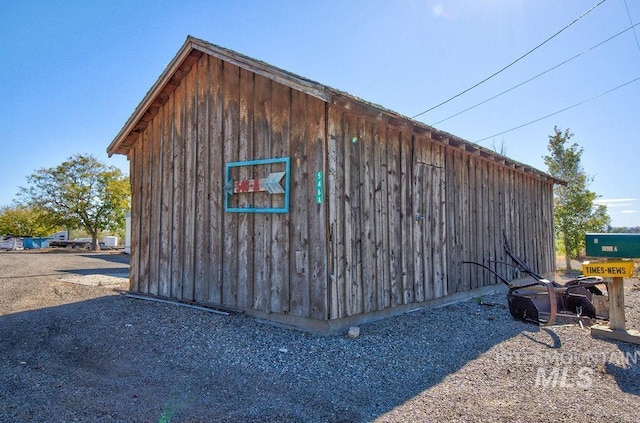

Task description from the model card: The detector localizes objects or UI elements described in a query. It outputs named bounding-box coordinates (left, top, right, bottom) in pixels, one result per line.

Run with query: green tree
left=0, top=204, right=58, bottom=236
left=20, top=154, right=130, bottom=250
left=543, top=126, right=610, bottom=269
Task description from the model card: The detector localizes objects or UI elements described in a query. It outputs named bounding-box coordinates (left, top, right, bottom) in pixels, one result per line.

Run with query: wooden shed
left=108, top=36, right=558, bottom=332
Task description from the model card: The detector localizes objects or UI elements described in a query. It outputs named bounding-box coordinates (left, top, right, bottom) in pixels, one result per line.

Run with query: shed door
left=412, top=141, right=447, bottom=302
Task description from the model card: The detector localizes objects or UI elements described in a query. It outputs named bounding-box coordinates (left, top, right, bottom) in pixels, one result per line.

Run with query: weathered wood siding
left=128, top=54, right=328, bottom=319
left=443, top=148, right=555, bottom=297
left=127, top=47, right=555, bottom=324
left=326, top=106, right=555, bottom=319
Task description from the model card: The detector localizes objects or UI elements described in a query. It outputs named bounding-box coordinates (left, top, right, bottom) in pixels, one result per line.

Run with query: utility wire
left=474, top=75, right=640, bottom=143
left=433, top=21, right=640, bottom=125
left=411, top=0, right=608, bottom=119
left=623, top=0, right=640, bottom=55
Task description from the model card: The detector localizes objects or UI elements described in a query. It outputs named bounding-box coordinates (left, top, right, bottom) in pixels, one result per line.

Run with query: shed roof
left=107, top=35, right=563, bottom=184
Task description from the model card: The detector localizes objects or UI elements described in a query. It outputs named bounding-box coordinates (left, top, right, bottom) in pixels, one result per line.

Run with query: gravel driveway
left=1, top=251, right=639, bottom=422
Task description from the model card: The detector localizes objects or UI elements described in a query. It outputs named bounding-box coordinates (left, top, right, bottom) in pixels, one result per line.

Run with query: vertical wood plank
left=148, top=109, right=161, bottom=296
left=474, top=158, right=482, bottom=287
left=473, top=156, right=482, bottom=288
left=208, top=56, right=224, bottom=304
left=524, top=177, right=532, bottom=266
left=533, top=178, right=541, bottom=271
left=463, top=153, right=472, bottom=291
left=159, top=94, right=173, bottom=297
left=497, top=165, right=505, bottom=280
left=443, top=147, right=457, bottom=293
left=504, top=168, right=513, bottom=278
left=516, top=172, right=523, bottom=261
left=496, top=166, right=506, bottom=282
left=129, top=138, right=142, bottom=293
left=548, top=181, right=555, bottom=272
left=526, top=176, right=532, bottom=263
left=483, top=161, right=491, bottom=286
left=222, top=62, right=240, bottom=307
left=438, top=143, right=447, bottom=296
left=377, top=126, right=391, bottom=308
left=412, top=136, right=425, bottom=302
left=307, top=96, right=327, bottom=320
left=139, top=126, right=151, bottom=294
left=194, top=55, right=210, bottom=303
left=400, top=131, right=414, bottom=304
left=483, top=160, right=491, bottom=286
left=453, top=149, right=465, bottom=293
left=492, top=163, right=499, bottom=285
left=269, top=82, right=291, bottom=314
left=170, top=74, right=186, bottom=300
left=236, top=67, right=255, bottom=309
left=327, top=106, right=344, bottom=319
left=342, top=113, right=353, bottom=316
left=509, top=169, right=518, bottom=280
left=546, top=180, right=554, bottom=272
left=182, top=63, right=197, bottom=301
left=252, top=74, right=271, bottom=312
left=432, top=143, right=445, bottom=298
left=443, top=147, right=452, bottom=295
left=510, top=169, right=516, bottom=261
left=542, top=180, right=548, bottom=271
left=289, top=89, right=309, bottom=316
left=355, top=117, right=364, bottom=315
left=387, top=127, right=402, bottom=307
left=490, top=164, right=497, bottom=282
left=523, top=175, right=528, bottom=261
left=513, top=172, right=520, bottom=260
left=538, top=179, right=545, bottom=270
left=358, top=121, right=378, bottom=313
left=422, top=141, right=434, bottom=300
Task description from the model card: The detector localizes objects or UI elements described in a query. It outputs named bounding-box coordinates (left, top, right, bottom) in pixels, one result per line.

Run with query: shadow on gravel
left=599, top=340, right=640, bottom=396
left=59, top=267, right=129, bottom=277
left=1, top=294, right=638, bottom=422
left=79, top=253, right=130, bottom=265
left=521, top=327, right=563, bottom=348
left=56, top=254, right=129, bottom=277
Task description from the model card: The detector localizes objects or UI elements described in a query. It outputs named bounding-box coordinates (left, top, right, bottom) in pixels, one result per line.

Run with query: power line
left=411, top=0, right=609, bottom=119
left=623, top=0, right=640, bottom=55
left=433, top=21, right=640, bottom=125
left=474, top=75, right=640, bottom=143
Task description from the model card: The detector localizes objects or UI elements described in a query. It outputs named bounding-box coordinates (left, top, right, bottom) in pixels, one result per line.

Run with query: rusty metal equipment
left=465, top=236, right=609, bottom=326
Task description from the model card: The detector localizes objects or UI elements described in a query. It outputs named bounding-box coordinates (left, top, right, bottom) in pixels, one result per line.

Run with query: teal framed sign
left=224, top=157, right=291, bottom=213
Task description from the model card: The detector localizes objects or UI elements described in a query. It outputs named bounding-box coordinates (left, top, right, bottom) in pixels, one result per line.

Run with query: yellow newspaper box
left=581, top=260, right=635, bottom=278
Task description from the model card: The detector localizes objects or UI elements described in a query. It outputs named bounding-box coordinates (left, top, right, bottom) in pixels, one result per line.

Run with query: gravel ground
left=1, top=250, right=639, bottom=422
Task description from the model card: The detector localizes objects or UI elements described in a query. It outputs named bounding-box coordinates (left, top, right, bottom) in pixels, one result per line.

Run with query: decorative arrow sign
left=225, top=171, right=286, bottom=195
left=224, top=157, right=290, bottom=214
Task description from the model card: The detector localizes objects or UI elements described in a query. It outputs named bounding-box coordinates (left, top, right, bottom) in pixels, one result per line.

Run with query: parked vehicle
left=0, top=236, right=24, bottom=251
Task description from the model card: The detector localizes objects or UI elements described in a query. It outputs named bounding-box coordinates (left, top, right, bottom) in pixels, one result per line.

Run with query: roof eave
left=107, top=35, right=332, bottom=157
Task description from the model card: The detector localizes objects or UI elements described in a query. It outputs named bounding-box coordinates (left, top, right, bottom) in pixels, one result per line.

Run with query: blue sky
left=1, top=0, right=639, bottom=227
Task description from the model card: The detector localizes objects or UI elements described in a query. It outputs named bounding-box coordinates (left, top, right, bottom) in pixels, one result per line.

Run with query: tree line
left=1, top=154, right=130, bottom=250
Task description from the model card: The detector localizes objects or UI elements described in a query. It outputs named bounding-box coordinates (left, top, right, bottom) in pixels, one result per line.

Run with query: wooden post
left=607, top=277, right=626, bottom=331
left=584, top=260, right=640, bottom=344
